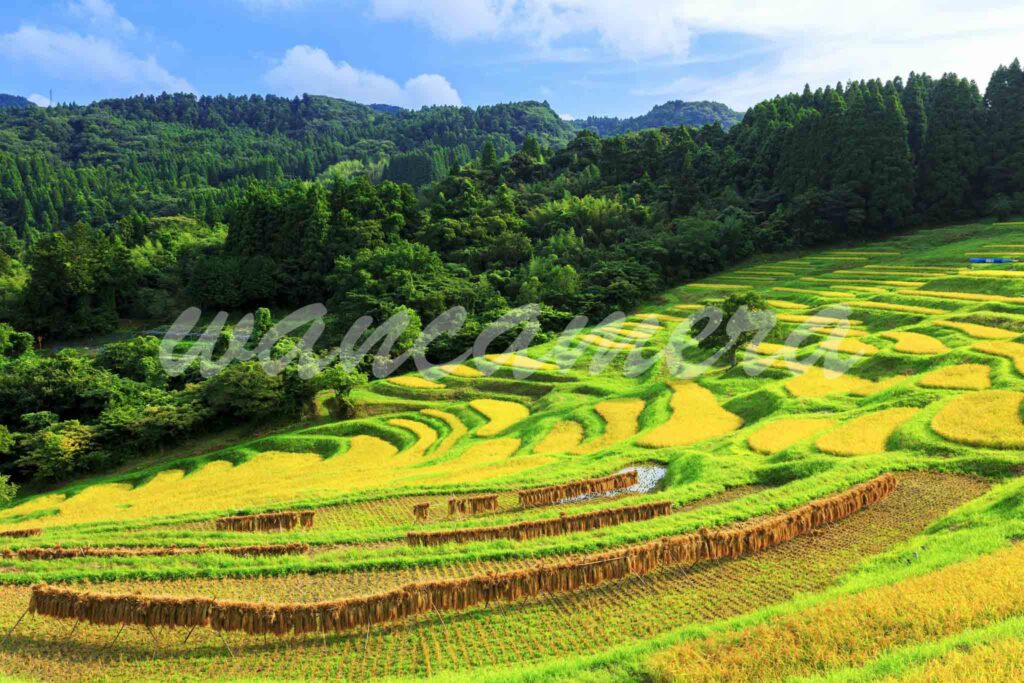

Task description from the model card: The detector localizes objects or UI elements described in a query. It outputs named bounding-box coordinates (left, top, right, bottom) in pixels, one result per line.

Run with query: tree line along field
left=5, top=220, right=1024, bottom=681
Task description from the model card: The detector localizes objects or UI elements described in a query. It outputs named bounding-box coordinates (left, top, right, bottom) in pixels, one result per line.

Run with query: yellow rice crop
left=974, top=341, right=1024, bottom=373
left=773, top=286, right=853, bottom=299
left=646, top=543, right=1024, bottom=683
left=966, top=251, right=1024, bottom=257
left=637, top=383, right=742, bottom=448
left=804, top=256, right=869, bottom=261
left=776, top=313, right=864, bottom=325
left=767, top=299, right=809, bottom=310
left=685, top=283, right=751, bottom=290
left=420, top=408, right=467, bottom=456
left=387, top=418, right=438, bottom=457
left=388, top=376, right=444, bottom=389
left=0, top=435, right=403, bottom=528
left=633, top=313, right=685, bottom=322
left=576, top=398, right=645, bottom=453
left=816, top=407, right=920, bottom=456
left=743, top=270, right=794, bottom=276
left=810, top=326, right=869, bottom=337
left=918, top=363, right=991, bottom=390
left=578, top=333, right=635, bottom=350
left=617, top=321, right=661, bottom=331
left=801, top=277, right=925, bottom=287
left=957, top=268, right=1024, bottom=278
left=882, top=636, right=1024, bottom=682
left=469, top=399, right=530, bottom=437
left=881, top=331, right=950, bottom=354
left=935, top=320, right=1018, bottom=340
left=745, top=341, right=800, bottom=356
left=840, top=300, right=946, bottom=315
left=484, top=353, right=558, bottom=371
left=747, top=416, right=835, bottom=454
left=820, top=337, right=880, bottom=355
left=842, top=285, right=890, bottom=293
left=785, top=367, right=900, bottom=399
left=437, top=364, right=484, bottom=378
left=533, top=420, right=585, bottom=454
left=673, top=303, right=705, bottom=311
left=833, top=269, right=936, bottom=279
left=897, top=289, right=1024, bottom=304
left=601, top=326, right=653, bottom=340
left=931, top=390, right=1024, bottom=448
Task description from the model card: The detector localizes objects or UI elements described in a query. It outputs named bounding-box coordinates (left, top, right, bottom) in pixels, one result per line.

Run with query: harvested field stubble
left=406, top=501, right=673, bottom=546
left=26, top=476, right=896, bottom=637
left=215, top=512, right=315, bottom=533
left=518, top=471, right=639, bottom=507
left=0, top=472, right=984, bottom=682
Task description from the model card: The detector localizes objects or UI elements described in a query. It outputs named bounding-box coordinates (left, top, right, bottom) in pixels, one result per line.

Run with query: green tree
left=693, top=292, right=778, bottom=366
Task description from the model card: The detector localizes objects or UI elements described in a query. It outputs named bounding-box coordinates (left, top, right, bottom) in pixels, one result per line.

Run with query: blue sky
left=1, top=1, right=1022, bottom=118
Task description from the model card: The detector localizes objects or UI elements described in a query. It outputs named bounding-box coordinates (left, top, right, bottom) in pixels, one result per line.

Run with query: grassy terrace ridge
left=5, top=219, right=1024, bottom=681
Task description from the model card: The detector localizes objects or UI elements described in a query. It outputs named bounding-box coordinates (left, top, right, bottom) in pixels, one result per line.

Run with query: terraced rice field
left=4, top=220, right=1024, bottom=682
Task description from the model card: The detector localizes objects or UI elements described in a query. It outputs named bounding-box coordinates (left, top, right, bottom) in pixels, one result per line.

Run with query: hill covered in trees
left=0, top=95, right=34, bottom=109
left=577, top=100, right=742, bottom=135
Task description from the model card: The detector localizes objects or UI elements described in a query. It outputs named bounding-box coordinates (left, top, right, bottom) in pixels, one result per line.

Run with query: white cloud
left=68, top=0, right=136, bottom=34
left=0, top=25, right=194, bottom=95
left=558, top=112, right=575, bottom=121
left=370, top=0, right=1024, bottom=108
left=28, top=93, right=52, bottom=107
left=265, top=45, right=461, bottom=108
left=370, top=0, right=692, bottom=60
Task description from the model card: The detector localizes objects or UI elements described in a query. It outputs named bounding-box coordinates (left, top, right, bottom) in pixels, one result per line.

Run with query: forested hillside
left=0, top=95, right=34, bottom=109
left=3, top=60, right=1021, bottom=341
left=578, top=100, right=742, bottom=135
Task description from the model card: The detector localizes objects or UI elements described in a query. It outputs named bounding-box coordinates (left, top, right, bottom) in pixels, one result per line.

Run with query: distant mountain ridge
left=578, top=100, right=743, bottom=135
left=0, top=94, right=34, bottom=109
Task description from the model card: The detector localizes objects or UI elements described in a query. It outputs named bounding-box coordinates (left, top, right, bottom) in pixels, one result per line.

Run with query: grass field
left=4, top=220, right=1024, bottom=682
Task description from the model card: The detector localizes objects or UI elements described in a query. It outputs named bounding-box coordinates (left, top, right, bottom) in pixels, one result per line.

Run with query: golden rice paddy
left=633, top=313, right=685, bottom=322
left=533, top=420, right=585, bottom=454
left=388, top=375, right=444, bottom=389
left=776, top=313, right=864, bottom=325
left=935, top=320, right=1018, bottom=340
left=767, top=299, right=809, bottom=310
left=469, top=399, right=530, bottom=436
left=918, top=363, right=992, bottom=390
left=957, top=268, right=1024, bottom=278
left=820, top=337, right=880, bottom=355
left=745, top=341, right=800, bottom=356
left=637, top=382, right=742, bottom=448
left=931, top=390, right=1024, bottom=448
left=801, top=277, right=925, bottom=287
left=785, top=367, right=900, bottom=399
left=601, top=326, right=653, bottom=339
left=974, top=341, right=1024, bottom=373
left=387, top=418, right=439, bottom=457
left=575, top=398, right=645, bottom=453
left=810, top=326, right=869, bottom=337
left=484, top=353, right=558, bottom=371
left=881, top=331, right=950, bottom=354
left=578, top=333, right=635, bottom=350
left=437, top=364, right=484, bottom=378
left=420, top=408, right=467, bottom=455
left=773, top=286, right=854, bottom=299
left=897, top=290, right=1024, bottom=304
left=840, top=300, right=946, bottom=315
left=747, top=416, right=835, bottom=454
left=816, top=407, right=920, bottom=456
left=686, top=283, right=752, bottom=290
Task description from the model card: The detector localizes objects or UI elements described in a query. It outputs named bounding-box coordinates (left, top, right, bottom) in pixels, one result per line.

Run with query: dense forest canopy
left=0, top=59, right=1023, bottom=485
